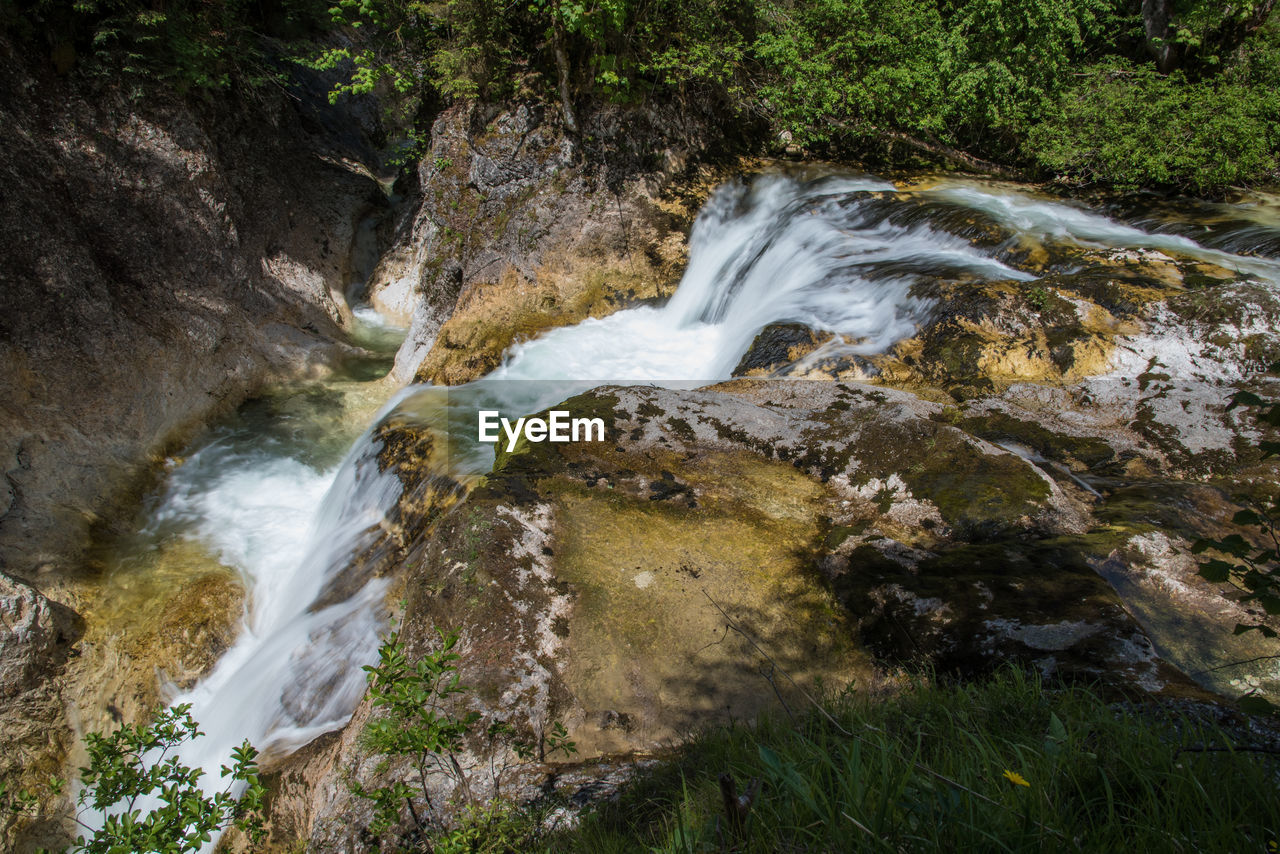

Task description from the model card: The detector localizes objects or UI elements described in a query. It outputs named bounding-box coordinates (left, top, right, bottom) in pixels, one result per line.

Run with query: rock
left=732, top=323, right=833, bottom=376
left=64, top=547, right=246, bottom=738
left=284, top=378, right=1168, bottom=848
left=0, top=574, right=78, bottom=850
left=365, top=101, right=732, bottom=385
left=0, top=36, right=388, bottom=581
left=0, top=575, right=66, bottom=699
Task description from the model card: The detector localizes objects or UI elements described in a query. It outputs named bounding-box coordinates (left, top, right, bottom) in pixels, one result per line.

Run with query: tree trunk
left=1143, top=0, right=1276, bottom=75
left=1206, top=0, right=1277, bottom=58
left=1142, top=0, right=1180, bottom=74
left=552, top=9, right=578, bottom=134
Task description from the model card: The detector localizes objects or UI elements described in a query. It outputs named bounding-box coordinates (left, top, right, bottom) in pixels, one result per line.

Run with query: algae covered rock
left=0, top=574, right=79, bottom=850
left=288, top=369, right=1280, bottom=849
left=369, top=101, right=716, bottom=385
left=733, top=323, right=834, bottom=376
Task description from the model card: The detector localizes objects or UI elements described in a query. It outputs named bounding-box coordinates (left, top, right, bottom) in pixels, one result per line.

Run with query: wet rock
left=828, top=536, right=1183, bottom=690
left=0, top=574, right=79, bottom=850
left=732, top=323, right=833, bottom=376
left=367, top=102, right=731, bottom=385
left=0, top=39, right=387, bottom=581
left=286, top=379, right=1140, bottom=848
left=66, top=553, right=246, bottom=738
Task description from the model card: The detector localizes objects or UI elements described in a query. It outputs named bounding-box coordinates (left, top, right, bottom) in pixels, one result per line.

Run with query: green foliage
left=1026, top=286, right=1051, bottom=311
left=291, top=0, right=1275, bottom=190
left=71, top=704, right=266, bottom=853
left=755, top=0, right=1122, bottom=156
left=753, top=0, right=952, bottom=147
left=352, top=628, right=577, bottom=840
left=4, top=0, right=331, bottom=91
left=353, top=628, right=479, bottom=835
left=431, top=799, right=545, bottom=854
left=8, top=0, right=1279, bottom=189
left=0, top=776, right=62, bottom=820
left=1026, top=63, right=1280, bottom=192
left=552, top=668, right=1280, bottom=852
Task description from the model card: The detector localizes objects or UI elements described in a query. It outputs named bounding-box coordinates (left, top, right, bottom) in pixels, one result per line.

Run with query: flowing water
left=87, top=170, right=1280, bottom=839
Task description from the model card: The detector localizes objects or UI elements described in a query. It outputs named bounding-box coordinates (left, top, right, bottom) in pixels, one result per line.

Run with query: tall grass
left=549, top=668, right=1280, bottom=853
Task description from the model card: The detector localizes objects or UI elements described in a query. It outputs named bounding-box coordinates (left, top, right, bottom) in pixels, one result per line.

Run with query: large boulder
left=367, top=101, right=736, bottom=385
left=284, top=378, right=1206, bottom=849
left=0, top=38, right=387, bottom=581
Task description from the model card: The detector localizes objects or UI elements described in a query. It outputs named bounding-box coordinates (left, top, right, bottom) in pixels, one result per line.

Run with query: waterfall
left=92, top=169, right=1280, bottom=845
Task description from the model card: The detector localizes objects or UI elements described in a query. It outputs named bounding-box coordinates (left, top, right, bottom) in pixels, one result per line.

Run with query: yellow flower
left=1002, top=770, right=1031, bottom=788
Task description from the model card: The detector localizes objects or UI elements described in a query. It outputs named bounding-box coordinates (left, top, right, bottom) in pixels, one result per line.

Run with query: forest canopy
left=4, top=0, right=1279, bottom=192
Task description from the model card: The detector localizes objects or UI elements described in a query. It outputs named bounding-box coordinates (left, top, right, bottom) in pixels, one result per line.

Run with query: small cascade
left=92, top=169, right=1280, bottom=847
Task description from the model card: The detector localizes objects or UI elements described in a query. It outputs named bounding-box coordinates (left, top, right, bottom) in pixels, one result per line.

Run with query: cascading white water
left=101, top=169, right=1280, bottom=845
left=488, top=173, right=1033, bottom=385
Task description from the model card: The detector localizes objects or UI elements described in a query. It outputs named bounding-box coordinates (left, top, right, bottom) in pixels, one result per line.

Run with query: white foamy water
left=925, top=179, right=1280, bottom=279
left=491, top=173, right=1029, bottom=385
left=158, top=404, right=409, bottom=756
left=97, top=169, right=1280, bottom=846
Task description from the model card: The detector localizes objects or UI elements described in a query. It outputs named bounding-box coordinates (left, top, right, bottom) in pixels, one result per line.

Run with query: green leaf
left=1232, top=509, right=1262, bottom=526
left=1238, top=694, right=1276, bottom=715
left=1198, top=559, right=1235, bottom=583
left=1217, top=534, right=1253, bottom=557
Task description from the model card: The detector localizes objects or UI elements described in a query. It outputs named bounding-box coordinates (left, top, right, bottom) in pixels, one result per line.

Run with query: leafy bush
left=2, top=0, right=332, bottom=90
left=352, top=628, right=576, bottom=842
left=1026, top=63, right=1280, bottom=192
left=71, top=704, right=265, bottom=853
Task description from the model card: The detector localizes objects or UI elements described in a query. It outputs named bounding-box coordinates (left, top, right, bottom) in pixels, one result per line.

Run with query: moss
left=901, top=436, right=1050, bottom=538
left=830, top=534, right=1151, bottom=680
left=417, top=251, right=676, bottom=386
left=819, top=411, right=1052, bottom=537
left=545, top=447, right=867, bottom=754
left=664, top=417, right=696, bottom=442
left=949, top=411, right=1116, bottom=470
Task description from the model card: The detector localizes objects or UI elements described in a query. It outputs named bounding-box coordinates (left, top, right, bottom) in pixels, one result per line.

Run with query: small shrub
left=71, top=704, right=265, bottom=853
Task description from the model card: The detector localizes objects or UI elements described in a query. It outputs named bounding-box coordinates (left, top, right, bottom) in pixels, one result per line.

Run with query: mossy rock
left=401, top=440, right=868, bottom=758
left=733, top=323, right=834, bottom=376
left=415, top=253, right=678, bottom=386
left=383, top=381, right=1098, bottom=761
left=822, top=531, right=1207, bottom=696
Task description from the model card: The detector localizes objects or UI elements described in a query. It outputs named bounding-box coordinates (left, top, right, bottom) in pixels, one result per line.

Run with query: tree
left=1141, top=0, right=1277, bottom=75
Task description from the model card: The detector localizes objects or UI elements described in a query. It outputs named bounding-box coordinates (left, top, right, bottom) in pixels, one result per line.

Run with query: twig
left=841, top=810, right=886, bottom=845
left=719, top=772, right=760, bottom=844
left=1189, top=653, right=1280, bottom=675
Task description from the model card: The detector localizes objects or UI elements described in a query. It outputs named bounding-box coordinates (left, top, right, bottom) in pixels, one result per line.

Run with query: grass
left=539, top=668, right=1280, bottom=853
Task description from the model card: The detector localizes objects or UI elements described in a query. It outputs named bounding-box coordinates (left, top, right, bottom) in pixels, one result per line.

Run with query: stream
left=88, top=170, right=1280, bottom=837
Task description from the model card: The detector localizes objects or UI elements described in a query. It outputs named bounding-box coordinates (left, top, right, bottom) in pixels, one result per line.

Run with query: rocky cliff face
left=0, top=39, right=392, bottom=850
left=0, top=39, right=388, bottom=584
left=368, top=100, right=731, bottom=385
